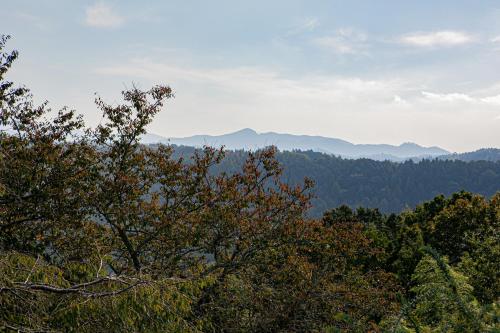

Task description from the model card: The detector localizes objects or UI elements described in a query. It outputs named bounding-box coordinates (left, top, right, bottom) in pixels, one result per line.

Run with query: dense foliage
left=440, top=148, right=500, bottom=162
left=195, top=148, right=500, bottom=216
left=1, top=36, right=499, bottom=332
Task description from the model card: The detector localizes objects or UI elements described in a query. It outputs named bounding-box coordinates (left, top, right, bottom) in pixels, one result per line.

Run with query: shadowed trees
left=0, top=36, right=498, bottom=332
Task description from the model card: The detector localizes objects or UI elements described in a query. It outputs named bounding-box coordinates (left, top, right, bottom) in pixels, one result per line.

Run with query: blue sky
left=2, top=0, right=500, bottom=152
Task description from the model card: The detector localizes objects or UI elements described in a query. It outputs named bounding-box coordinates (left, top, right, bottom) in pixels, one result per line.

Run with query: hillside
left=168, top=146, right=500, bottom=216
left=440, top=148, right=500, bottom=162
left=2, top=32, right=499, bottom=333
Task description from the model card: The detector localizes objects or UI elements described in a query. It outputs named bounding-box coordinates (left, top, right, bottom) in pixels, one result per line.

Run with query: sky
left=2, top=0, right=500, bottom=152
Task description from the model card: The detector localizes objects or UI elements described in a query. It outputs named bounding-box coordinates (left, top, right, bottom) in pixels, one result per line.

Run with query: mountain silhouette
left=141, top=128, right=449, bottom=160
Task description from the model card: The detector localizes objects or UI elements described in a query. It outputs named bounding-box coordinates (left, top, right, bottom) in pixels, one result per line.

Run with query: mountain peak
left=231, top=128, right=258, bottom=135
left=146, top=130, right=451, bottom=161
left=399, top=142, right=420, bottom=148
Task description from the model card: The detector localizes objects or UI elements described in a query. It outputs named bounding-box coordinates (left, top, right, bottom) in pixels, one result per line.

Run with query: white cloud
left=95, top=58, right=398, bottom=103
left=393, top=95, right=410, bottom=107
left=422, top=91, right=500, bottom=105
left=421, top=91, right=475, bottom=102
left=92, top=59, right=500, bottom=151
left=95, top=58, right=500, bottom=112
left=313, top=29, right=368, bottom=55
left=85, top=3, right=124, bottom=28
left=481, top=94, right=500, bottom=105
left=491, top=36, right=500, bottom=43
left=400, top=31, right=473, bottom=47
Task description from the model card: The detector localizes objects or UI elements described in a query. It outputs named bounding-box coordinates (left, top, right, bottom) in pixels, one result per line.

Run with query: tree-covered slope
left=439, top=148, right=500, bottom=162
left=1, top=36, right=499, bottom=332
left=170, top=147, right=500, bottom=216
left=276, top=150, right=500, bottom=215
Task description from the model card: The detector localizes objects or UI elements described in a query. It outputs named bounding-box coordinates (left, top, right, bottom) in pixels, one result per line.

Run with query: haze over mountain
left=141, top=128, right=449, bottom=161
left=437, top=148, right=500, bottom=162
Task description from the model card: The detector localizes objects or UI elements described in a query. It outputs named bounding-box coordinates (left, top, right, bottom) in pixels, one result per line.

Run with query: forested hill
left=2, top=35, right=499, bottom=332
left=170, top=146, right=500, bottom=216
left=142, top=131, right=500, bottom=162
left=439, top=148, right=500, bottom=162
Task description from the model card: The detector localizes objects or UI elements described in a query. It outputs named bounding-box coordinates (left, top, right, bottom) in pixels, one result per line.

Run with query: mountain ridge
left=141, top=128, right=450, bottom=161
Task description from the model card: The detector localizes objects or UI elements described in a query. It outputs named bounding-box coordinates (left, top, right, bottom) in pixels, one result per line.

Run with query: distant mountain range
left=141, top=128, right=452, bottom=161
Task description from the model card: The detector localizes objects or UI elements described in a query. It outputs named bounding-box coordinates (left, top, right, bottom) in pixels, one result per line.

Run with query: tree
left=0, top=36, right=328, bottom=331
left=1, top=35, right=497, bottom=332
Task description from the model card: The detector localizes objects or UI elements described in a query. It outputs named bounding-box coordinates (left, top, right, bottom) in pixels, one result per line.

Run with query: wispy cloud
left=95, top=58, right=500, bottom=112
left=95, top=58, right=397, bottom=99
left=93, top=58, right=500, bottom=151
left=94, top=58, right=410, bottom=141
left=85, top=2, right=124, bottom=28
left=421, top=91, right=474, bottom=102
left=312, top=29, right=368, bottom=55
left=297, top=17, right=319, bottom=32
left=393, top=95, right=410, bottom=107
left=400, top=31, right=473, bottom=47
left=422, top=91, right=500, bottom=105
left=286, top=17, right=319, bottom=36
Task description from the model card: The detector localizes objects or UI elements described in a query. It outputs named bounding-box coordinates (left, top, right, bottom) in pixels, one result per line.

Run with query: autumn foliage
left=1, top=36, right=498, bottom=332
